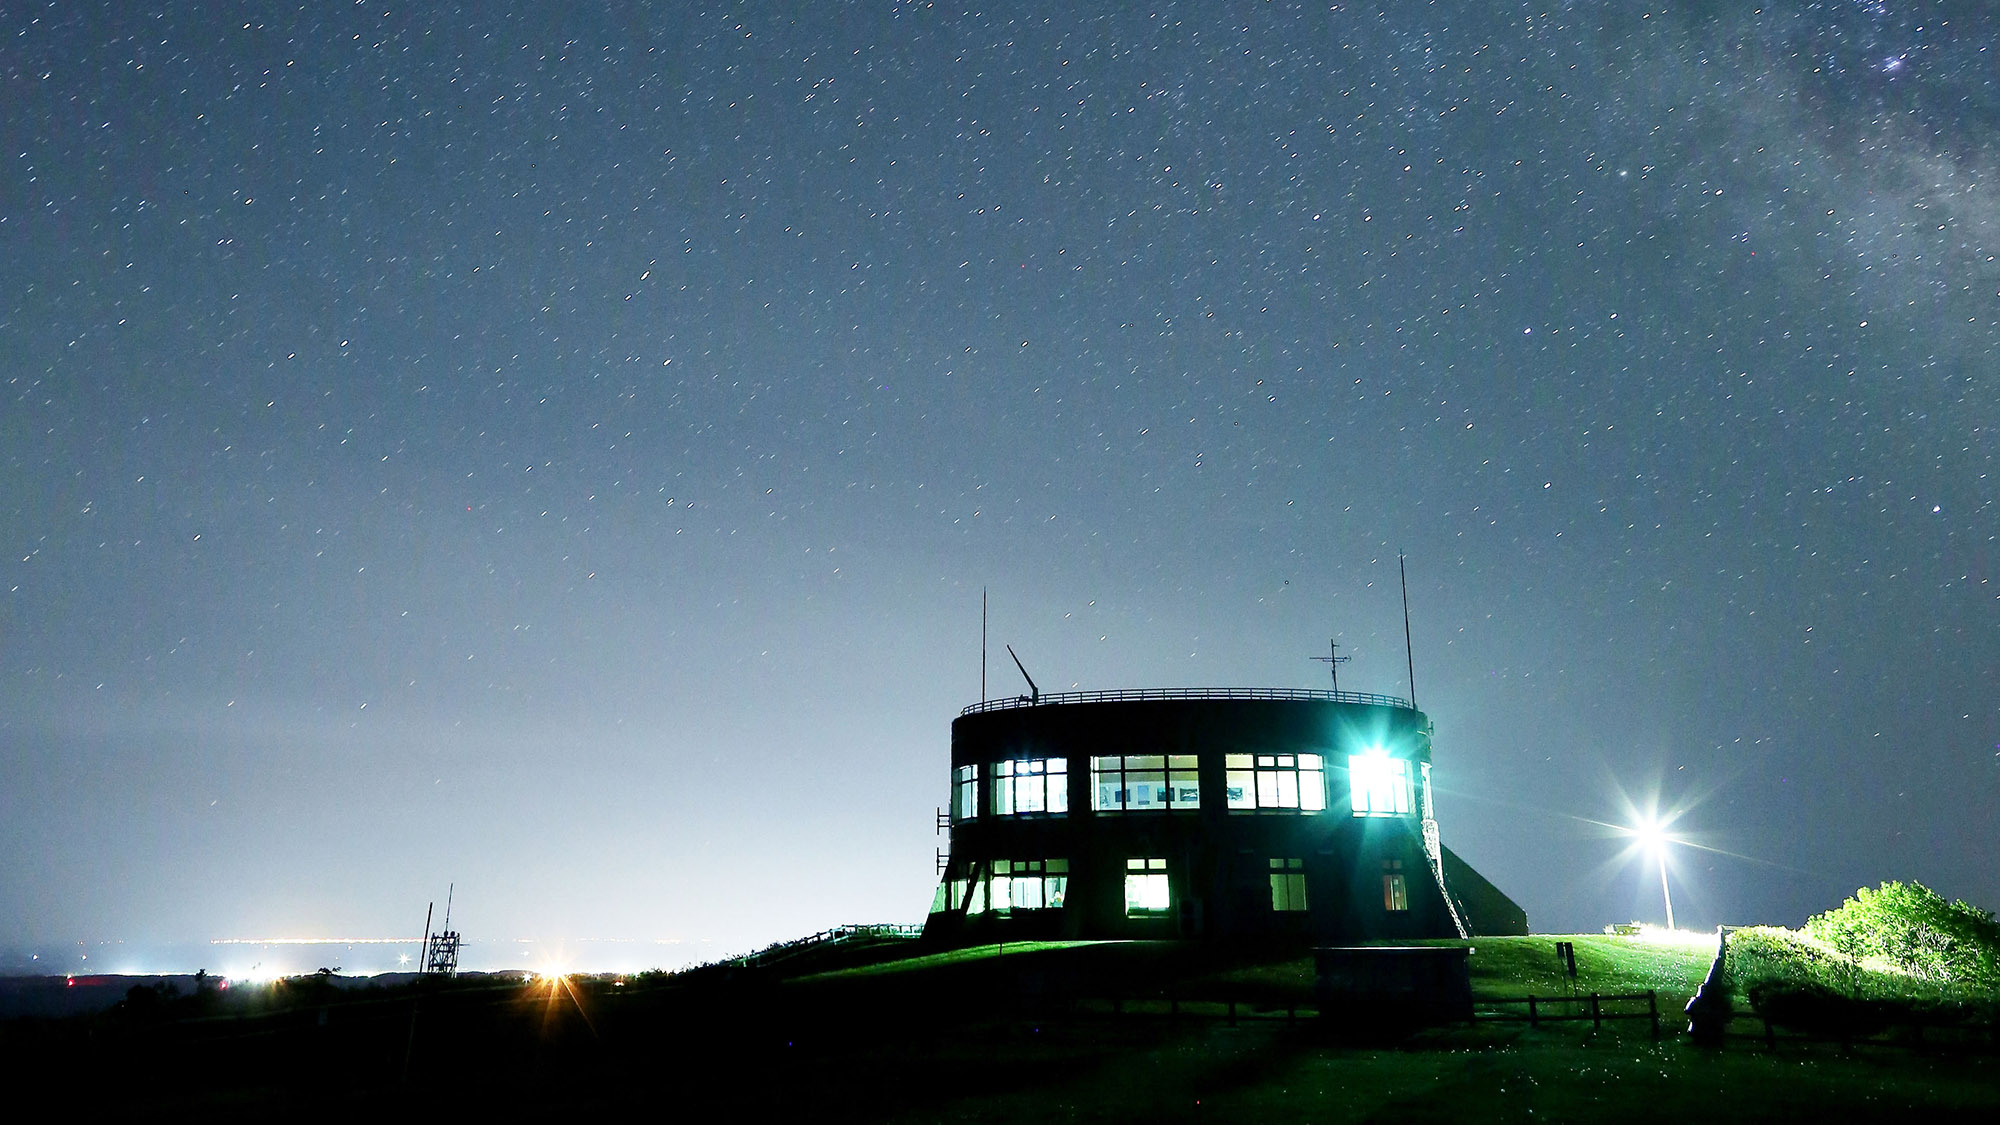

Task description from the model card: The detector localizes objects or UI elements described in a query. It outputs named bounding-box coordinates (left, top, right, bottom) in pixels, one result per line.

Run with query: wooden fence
left=1476, top=991, right=1661, bottom=1037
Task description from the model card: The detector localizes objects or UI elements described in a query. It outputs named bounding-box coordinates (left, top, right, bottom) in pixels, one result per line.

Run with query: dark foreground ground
left=4, top=937, right=1993, bottom=1122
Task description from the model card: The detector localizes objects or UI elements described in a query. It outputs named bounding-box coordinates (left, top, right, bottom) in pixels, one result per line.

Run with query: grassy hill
left=5, top=933, right=1994, bottom=1121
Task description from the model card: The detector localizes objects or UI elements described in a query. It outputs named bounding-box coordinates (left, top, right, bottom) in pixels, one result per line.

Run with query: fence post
left=1528, top=995, right=1538, bottom=1028
left=1648, top=991, right=1659, bottom=1039
left=1590, top=993, right=1601, bottom=1030
left=1227, top=998, right=1237, bottom=1027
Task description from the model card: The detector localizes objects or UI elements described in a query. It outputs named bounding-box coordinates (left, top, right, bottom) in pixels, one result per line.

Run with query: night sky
left=4, top=2, right=1995, bottom=972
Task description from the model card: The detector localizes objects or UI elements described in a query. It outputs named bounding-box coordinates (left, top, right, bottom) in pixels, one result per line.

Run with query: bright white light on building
left=1349, top=748, right=1413, bottom=816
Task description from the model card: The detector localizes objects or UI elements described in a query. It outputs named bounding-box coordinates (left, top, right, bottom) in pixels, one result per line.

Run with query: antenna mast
left=1311, top=640, right=1351, bottom=694
left=423, top=883, right=462, bottom=978
left=1005, top=644, right=1040, bottom=705
left=981, top=588, right=988, bottom=702
left=1400, top=553, right=1417, bottom=709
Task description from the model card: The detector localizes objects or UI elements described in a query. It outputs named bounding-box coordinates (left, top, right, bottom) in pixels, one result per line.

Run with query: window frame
left=988, top=858, right=1069, bottom=913
left=1268, top=857, right=1308, bottom=912
left=1349, top=753, right=1415, bottom=818
left=952, top=763, right=980, bottom=822
left=1124, top=857, right=1171, bottom=915
left=1092, top=754, right=1200, bottom=813
left=1382, top=859, right=1409, bottom=912
left=1224, top=753, right=1328, bottom=812
left=991, top=757, right=1069, bottom=816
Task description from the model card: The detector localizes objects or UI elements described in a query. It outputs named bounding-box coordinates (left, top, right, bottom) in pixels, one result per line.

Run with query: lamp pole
left=1657, top=847, right=1676, bottom=931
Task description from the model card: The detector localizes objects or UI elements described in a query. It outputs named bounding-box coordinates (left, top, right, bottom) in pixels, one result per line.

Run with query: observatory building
left=924, top=688, right=1525, bottom=945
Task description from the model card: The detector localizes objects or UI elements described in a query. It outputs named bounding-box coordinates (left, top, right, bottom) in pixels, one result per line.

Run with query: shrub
left=1803, top=882, right=2000, bottom=992
left=1727, top=926, right=1871, bottom=998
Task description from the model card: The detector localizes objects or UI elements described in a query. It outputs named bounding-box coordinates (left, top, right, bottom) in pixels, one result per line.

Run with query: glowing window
left=990, top=858, right=1069, bottom=912
left=992, top=758, right=1069, bottom=816
left=936, top=870, right=987, bottom=915
left=1383, top=859, right=1409, bottom=912
left=937, top=858, right=1070, bottom=916
left=1224, top=754, right=1327, bottom=811
left=1269, top=858, right=1307, bottom=912
left=1349, top=753, right=1414, bottom=817
left=952, top=764, right=980, bottom=821
left=1093, top=755, right=1199, bottom=812
left=1125, top=857, right=1170, bottom=915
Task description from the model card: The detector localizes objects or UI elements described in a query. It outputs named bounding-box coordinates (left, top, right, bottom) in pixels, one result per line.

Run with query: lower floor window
left=1383, top=859, right=1409, bottom=912
left=932, top=859, right=1068, bottom=916
left=1125, top=857, right=1170, bottom=915
left=933, top=874, right=985, bottom=915
left=992, top=858, right=1068, bottom=911
left=1269, top=858, right=1307, bottom=912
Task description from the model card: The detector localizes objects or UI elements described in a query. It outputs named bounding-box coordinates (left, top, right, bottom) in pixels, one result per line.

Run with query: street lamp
left=1635, top=819, right=1676, bottom=931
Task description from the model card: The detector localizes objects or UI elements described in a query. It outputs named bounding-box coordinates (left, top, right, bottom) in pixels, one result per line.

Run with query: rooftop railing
left=960, top=686, right=1413, bottom=716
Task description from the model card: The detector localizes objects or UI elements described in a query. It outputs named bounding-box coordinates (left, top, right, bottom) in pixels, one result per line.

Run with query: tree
left=1804, top=881, right=2000, bottom=991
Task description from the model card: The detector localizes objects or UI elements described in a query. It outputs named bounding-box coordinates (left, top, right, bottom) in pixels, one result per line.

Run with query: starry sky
left=4, top=2, right=1995, bottom=970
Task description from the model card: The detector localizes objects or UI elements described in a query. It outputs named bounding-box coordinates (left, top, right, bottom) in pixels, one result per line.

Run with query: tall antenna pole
left=1399, top=554, right=1417, bottom=709
left=981, top=588, right=988, bottom=702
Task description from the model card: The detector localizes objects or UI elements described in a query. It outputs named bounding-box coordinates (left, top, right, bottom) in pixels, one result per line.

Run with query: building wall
left=924, top=697, right=1508, bottom=946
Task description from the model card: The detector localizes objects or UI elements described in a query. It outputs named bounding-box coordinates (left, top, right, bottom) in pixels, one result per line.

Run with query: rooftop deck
left=959, top=686, right=1413, bottom=716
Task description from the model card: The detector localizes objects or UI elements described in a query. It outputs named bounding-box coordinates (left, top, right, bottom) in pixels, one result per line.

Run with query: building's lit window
left=1383, top=859, right=1409, bottom=912
left=992, top=758, right=1069, bottom=816
left=991, top=859, right=1069, bottom=911
left=1349, top=752, right=1413, bottom=817
left=1125, top=858, right=1170, bottom=915
left=1093, top=755, right=1199, bottom=812
left=1269, top=858, right=1307, bottom=912
left=935, top=870, right=987, bottom=915
left=936, top=859, right=1069, bottom=915
left=952, top=764, right=979, bottom=821
left=1224, top=754, right=1327, bottom=811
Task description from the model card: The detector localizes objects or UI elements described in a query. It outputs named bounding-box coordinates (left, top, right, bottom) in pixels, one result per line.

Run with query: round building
left=923, top=688, right=1524, bottom=945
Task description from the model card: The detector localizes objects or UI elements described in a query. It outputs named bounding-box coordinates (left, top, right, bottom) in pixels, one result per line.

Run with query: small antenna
left=1400, top=553, right=1417, bottom=709
left=1005, top=644, right=1040, bottom=705
left=1311, top=639, right=1351, bottom=693
left=442, top=882, right=454, bottom=930
left=419, top=901, right=433, bottom=973
left=981, top=588, right=988, bottom=703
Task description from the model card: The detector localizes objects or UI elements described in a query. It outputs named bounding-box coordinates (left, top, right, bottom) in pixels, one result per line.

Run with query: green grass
left=790, top=939, right=1096, bottom=982
left=791, top=933, right=1718, bottom=1012
left=19, top=933, right=1995, bottom=1121
left=1727, top=925, right=1961, bottom=1002
left=1464, top=933, right=1715, bottom=1005
left=807, top=934, right=1992, bottom=1124
left=772, top=933, right=1993, bottom=1122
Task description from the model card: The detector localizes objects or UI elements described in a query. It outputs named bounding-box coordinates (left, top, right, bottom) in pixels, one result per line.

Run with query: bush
left=1727, top=926, right=1872, bottom=998
left=1803, top=882, right=2000, bottom=992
